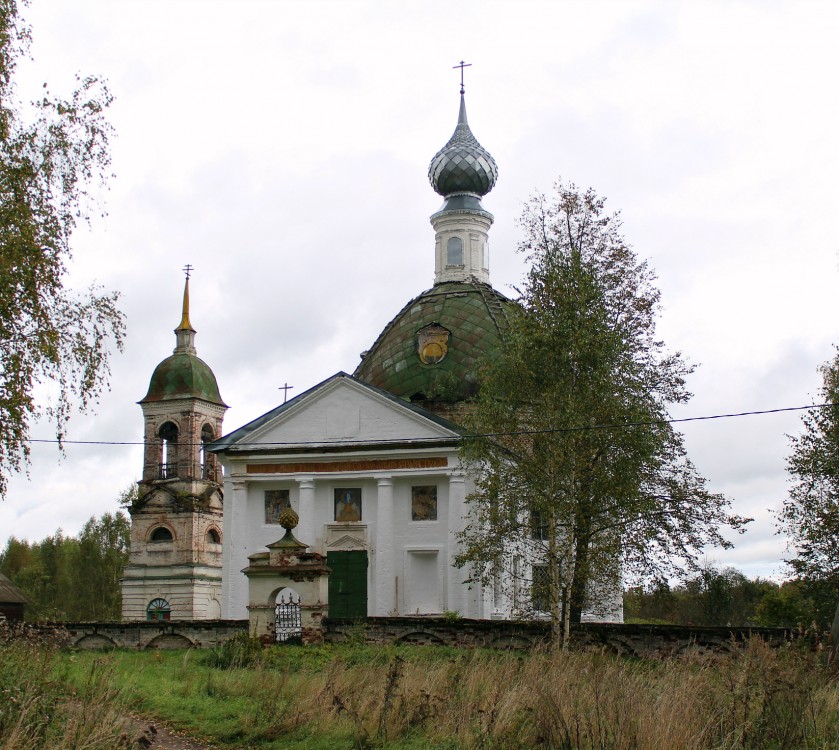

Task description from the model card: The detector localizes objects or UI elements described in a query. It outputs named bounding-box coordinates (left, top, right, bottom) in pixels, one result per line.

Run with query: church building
left=124, top=85, right=623, bottom=624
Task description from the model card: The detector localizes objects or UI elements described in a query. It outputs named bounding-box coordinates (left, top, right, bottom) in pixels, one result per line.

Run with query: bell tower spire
left=175, top=264, right=196, bottom=354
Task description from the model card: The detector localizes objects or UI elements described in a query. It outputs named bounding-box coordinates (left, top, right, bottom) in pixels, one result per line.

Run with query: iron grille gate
left=274, top=592, right=302, bottom=642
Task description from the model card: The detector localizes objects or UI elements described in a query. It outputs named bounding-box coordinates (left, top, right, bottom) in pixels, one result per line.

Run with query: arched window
left=201, top=423, right=215, bottom=479
left=158, top=421, right=179, bottom=479
left=147, top=598, right=171, bottom=621
left=446, top=236, right=463, bottom=265
left=206, top=528, right=221, bottom=544
left=150, top=526, right=174, bottom=543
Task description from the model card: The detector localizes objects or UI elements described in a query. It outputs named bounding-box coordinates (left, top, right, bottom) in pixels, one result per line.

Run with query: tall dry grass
left=0, top=626, right=131, bottom=750
left=244, top=639, right=839, bottom=749
left=55, top=636, right=839, bottom=749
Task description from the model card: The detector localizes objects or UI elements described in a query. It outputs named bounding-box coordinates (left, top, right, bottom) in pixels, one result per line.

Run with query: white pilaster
left=446, top=472, right=467, bottom=614
left=296, top=476, right=316, bottom=550
left=374, top=476, right=395, bottom=615
left=222, top=476, right=248, bottom=618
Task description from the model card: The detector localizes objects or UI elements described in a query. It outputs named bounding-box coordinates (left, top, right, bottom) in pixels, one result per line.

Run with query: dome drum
left=432, top=208, right=493, bottom=285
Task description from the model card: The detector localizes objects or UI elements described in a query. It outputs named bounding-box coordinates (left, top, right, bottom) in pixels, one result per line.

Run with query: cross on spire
left=453, top=60, right=472, bottom=94
left=183, top=263, right=194, bottom=279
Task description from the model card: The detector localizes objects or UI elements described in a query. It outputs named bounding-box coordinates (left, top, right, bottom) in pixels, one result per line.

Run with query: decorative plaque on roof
left=417, top=324, right=451, bottom=365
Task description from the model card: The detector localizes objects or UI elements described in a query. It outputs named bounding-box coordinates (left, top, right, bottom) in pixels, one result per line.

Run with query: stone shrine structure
left=242, top=507, right=330, bottom=643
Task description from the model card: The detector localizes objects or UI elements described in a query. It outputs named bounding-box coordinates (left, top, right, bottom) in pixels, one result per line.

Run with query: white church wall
left=220, top=461, right=477, bottom=619
left=403, top=549, right=443, bottom=614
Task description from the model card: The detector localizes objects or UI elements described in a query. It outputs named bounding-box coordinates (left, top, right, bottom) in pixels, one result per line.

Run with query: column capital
left=297, top=476, right=315, bottom=490
left=375, top=475, right=394, bottom=487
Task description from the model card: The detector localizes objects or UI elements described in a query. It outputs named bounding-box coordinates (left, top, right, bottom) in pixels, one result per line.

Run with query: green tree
left=754, top=580, right=810, bottom=628
left=457, top=181, right=749, bottom=644
left=1, top=530, right=79, bottom=619
left=0, top=506, right=129, bottom=620
left=779, top=350, right=839, bottom=595
left=71, top=511, right=129, bottom=620
left=0, top=0, right=124, bottom=498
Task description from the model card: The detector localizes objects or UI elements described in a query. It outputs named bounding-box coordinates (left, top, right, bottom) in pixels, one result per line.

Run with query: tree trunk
left=548, top=515, right=564, bottom=647
left=570, top=531, right=590, bottom=624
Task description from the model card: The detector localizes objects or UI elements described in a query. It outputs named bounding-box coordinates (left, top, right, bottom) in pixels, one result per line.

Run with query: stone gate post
left=242, top=508, right=330, bottom=644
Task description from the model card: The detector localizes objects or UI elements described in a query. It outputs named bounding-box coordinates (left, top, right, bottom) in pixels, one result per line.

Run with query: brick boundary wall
left=325, top=617, right=806, bottom=658
left=2, top=617, right=812, bottom=657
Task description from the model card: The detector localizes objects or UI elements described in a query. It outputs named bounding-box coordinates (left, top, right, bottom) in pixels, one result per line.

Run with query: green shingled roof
left=354, top=281, right=517, bottom=403
left=139, top=353, right=226, bottom=406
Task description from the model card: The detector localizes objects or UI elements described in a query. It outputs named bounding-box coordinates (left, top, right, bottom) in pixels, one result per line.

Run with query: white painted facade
left=215, top=374, right=490, bottom=619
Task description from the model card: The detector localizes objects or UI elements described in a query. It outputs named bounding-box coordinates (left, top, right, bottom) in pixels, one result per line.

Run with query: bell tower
left=121, top=269, right=228, bottom=621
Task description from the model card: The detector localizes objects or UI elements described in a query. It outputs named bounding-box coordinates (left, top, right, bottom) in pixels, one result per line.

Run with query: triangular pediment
left=327, top=533, right=368, bottom=551
left=214, top=373, right=460, bottom=454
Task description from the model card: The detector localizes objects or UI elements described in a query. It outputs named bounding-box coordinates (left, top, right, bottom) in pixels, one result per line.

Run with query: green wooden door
left=327, top=550, right=368, bottom=618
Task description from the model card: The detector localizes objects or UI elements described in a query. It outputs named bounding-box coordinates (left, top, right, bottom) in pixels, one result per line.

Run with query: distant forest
left=624, top=567, right=836, bottom=630
left=1, top=511, right=835, bottom=628
left=1, top=511, right=129, bottom=621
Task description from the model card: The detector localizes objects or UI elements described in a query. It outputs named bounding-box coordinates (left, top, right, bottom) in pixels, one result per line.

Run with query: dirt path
left=122, top=715, right=219, bottom=750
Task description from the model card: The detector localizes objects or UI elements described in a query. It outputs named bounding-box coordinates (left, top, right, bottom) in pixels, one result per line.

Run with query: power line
left=25, top=402, right=832, bottom=448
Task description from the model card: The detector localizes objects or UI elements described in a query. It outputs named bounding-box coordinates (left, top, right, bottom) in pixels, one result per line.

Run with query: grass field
left=3, top=632, right=839, bottom=749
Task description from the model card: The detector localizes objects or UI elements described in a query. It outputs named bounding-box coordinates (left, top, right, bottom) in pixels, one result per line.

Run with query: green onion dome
left=428, top=94, right=498, bottom=198
left=139, top=353, right=226, bottom=406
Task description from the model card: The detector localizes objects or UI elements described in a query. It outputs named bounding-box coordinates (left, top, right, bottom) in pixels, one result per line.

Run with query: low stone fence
left=6, top=620, right=250, bottom=650
left=325, top=617, right=803, bottom=657
left=2, top=617, right=807, bottom=656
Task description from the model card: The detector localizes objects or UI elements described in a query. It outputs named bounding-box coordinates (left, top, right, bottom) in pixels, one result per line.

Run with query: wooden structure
left=0, top=572, right=28, bottom=622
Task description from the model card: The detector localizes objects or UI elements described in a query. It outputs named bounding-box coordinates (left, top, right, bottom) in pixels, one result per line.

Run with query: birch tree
left=0, top=0, right=124, bottom=497
left=780, top=350, right=839, bottom=587
left=457, top=181, right=749, bottom=644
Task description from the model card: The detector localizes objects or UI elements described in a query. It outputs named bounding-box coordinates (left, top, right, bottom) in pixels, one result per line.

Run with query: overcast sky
left=2, top=0, right=837, bottom=582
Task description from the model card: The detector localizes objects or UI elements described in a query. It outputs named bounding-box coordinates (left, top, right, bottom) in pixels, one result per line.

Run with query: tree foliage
left=779, top=349, right=839, bottom=592
left=0, top=0, right=124, bottom=498
left=624, top=565, right=821, bottom=628
left=457, top=181, right=749, bottom=642
left=0, top=507, right=130, bottom=620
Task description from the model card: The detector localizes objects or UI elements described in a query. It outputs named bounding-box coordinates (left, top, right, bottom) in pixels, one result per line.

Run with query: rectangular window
left=264, top=489, right=290, bottom=524
left=530, top=507, right=549, bottom=541
left=411, top=485, right=438, bottom=521
left=531, top=564, right=550, bottom=612
left=531, top=564, right=567, bottom=617
left=334, top=488, right=362, bottom=522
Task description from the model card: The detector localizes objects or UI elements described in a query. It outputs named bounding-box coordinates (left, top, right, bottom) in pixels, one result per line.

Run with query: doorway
left=327, top=550, right=368, bottom=618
